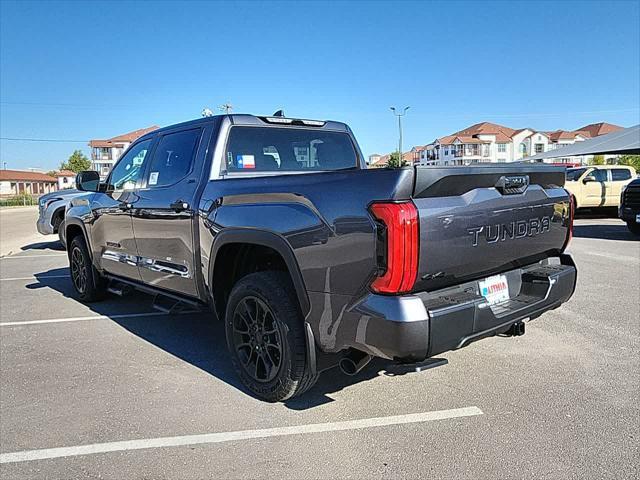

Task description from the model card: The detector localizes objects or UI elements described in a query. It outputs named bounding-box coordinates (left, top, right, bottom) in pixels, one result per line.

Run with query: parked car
left=64, top=113, right=577, bottom=402
left=36, top=188, right=85, bottom=246
left=619, top=177, right=640, bottom=235
left=564, top=165, right=636, bottom=209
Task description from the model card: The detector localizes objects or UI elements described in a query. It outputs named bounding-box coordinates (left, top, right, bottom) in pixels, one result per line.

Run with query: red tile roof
left=574, top=122, right=623, bottom=138
left=546, top=130, right=580, bottom=141
left=89, top=125, right=159, bottom=148
left=0, top=169, right=57, bottom=183
left=54, top=170, right=76, bottom=177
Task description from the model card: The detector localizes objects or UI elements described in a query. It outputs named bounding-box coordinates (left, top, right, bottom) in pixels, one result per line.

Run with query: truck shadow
left=572, top=224, right=637, bottom=241
left=27, top=268, right=386, bottom=409
left=20, top=240, right=65, bottom=251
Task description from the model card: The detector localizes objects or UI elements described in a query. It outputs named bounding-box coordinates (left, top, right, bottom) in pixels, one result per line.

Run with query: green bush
left=0, top=193, right=38, bottom=207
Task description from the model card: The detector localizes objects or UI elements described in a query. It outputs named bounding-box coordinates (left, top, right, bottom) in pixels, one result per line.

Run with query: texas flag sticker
left=237, top=154, right=255, bottom=169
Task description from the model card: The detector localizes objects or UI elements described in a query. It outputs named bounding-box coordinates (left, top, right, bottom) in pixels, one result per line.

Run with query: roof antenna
left=273, top=109, right=285, bottom=117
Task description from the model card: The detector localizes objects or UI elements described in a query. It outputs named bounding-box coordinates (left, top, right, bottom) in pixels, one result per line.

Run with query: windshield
left=566, top=168, right=588, bottom=181
left=225, top=127, right=358, bottom=173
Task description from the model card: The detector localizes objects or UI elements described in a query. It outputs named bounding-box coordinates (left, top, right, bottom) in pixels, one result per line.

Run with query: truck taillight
left=369, top=201, right=419, bottom=294
left=562, top=195, right=575, bottom=251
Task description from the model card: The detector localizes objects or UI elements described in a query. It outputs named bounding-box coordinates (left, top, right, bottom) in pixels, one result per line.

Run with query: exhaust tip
left=339, top=351, right=373, bottom=376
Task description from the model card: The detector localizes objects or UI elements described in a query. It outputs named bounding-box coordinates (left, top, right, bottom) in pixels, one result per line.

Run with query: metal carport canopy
left=527, top=124, right=640, bottom=161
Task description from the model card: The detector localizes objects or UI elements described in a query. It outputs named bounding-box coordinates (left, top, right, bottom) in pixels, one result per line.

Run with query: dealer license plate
left=636, top=214, right=640, bottom=223
left=478, top=274, right=510, bottom=306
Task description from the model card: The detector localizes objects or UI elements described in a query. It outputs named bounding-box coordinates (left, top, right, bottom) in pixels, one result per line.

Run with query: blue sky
left=1, top=0, right=639, bottom=171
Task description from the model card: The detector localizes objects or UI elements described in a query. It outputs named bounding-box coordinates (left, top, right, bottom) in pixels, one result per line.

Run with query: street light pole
left=390, top=106, right=410, bottom=163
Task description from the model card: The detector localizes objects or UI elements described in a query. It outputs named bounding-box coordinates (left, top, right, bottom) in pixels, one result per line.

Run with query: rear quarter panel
left=198, top=168, right=414, bottom=298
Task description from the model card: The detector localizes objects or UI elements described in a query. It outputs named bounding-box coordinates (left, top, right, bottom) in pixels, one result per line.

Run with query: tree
left=386, top=151, right=408, bottom=168
left=590, top=154, right=605, bottom=165
left=60, top=150, right=91, bottom=173
left=618, top=154, right=640, bottom=172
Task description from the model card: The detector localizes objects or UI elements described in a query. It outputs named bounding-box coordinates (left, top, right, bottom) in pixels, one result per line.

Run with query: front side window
left=590, top=169, right=608, bottom=182
left=611, top=168, right=631, bottom=181
left=566, top=168, right=587, bottom=181
left=108, top=139, right=152, bottom=191
left=146, top=129, right=200, bottom=187
left=225, top=127, right=358, bottom=173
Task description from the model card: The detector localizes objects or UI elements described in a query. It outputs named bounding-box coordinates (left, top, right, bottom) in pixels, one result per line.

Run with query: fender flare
left=208, top=228, right=310, bottom=316
left=64, top=217, right=92, bottom=259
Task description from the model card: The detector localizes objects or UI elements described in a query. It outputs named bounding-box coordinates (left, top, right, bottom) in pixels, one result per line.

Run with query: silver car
left=36, top=189, right=85, bottom=245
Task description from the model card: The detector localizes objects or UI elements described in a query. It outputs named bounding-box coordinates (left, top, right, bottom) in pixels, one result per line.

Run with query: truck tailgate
left=411, top=165, right=571, bottom=292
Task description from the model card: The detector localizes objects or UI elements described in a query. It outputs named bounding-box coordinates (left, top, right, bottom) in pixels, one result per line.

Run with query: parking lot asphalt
left=0, top=207, right=48, bottom=257
left=0, top=217, right=638, bottom=479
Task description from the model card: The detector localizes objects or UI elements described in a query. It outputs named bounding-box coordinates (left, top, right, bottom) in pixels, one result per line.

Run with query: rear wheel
left=69, top=236, right=106, bottom=302
left=224, top=271, right=317, bottom=402
left=626, top=221, right=640, bottom=235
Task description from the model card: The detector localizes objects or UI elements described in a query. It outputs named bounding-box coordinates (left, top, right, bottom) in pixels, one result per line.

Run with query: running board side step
left=104, top=274, right=206, bottom=314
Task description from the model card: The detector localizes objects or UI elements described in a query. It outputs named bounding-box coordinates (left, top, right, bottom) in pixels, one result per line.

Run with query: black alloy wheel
left=71, top=245, right=88, bottom=294
left=231, top=296, right=283, bottom=383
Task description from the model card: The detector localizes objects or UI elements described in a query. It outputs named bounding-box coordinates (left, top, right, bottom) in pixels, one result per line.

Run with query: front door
left=131, top=126, right=210, bottom=297
left=582, top=168, right=608, bottom=207
left=91, top=138, right=154, bottom=281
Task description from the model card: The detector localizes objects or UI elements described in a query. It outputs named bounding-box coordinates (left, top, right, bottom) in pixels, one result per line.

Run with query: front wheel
left=626, top=221, right=640, bottom=235
left=224, top=271, right=317, bottom=402
left=58, top=219, right=66, bottom=249
left=69, top=236, right=106, bottom=302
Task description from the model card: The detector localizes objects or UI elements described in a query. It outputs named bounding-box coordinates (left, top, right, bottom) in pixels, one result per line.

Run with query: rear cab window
left=224, top=127, right=358, bottom=174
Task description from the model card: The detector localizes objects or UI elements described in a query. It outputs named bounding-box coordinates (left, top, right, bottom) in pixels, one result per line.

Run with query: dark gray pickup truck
left=65, top=113, right=576, bottom=401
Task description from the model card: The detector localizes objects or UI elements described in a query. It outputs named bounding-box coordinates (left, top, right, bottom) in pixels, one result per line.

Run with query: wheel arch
left=65, top=218, right=92, bottom=259
left=208, top=229, right=310, bottom=321
left=51, top=206, right=66, bottom=232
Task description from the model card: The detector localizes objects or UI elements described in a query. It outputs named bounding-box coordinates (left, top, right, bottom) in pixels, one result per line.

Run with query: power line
left=0, top=137, right=87, bottom=143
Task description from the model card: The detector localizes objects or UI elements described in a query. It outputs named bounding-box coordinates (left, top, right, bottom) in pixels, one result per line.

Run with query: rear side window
left=224, top=127, right=358, bottom=173
left=611, top=169, right=631, bottom=181
left=146, top=129, right=200, bottom=187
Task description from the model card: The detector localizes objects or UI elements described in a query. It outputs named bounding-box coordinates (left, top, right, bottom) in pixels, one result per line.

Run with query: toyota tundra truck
left=64, top=113, right=577, bottom=402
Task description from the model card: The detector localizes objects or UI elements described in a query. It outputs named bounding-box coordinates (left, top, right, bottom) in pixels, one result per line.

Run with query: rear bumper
left=311, top=255, right=576, bottom=361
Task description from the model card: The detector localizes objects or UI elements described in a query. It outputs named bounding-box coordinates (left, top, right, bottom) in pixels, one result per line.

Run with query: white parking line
left=0, top=312, right=170, bottom=327
left=0, top=406, right=483, bottom=464
left=0, top=275, right=70, bottom=282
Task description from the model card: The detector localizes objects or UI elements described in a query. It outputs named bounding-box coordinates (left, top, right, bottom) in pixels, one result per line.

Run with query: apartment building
left=89, top=125, right=159, bottom=178
left=419, top=122, right=622, bottom=166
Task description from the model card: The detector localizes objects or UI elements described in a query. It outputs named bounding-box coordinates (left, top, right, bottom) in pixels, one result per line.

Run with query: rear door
left=609, top=168, right=633, bottom=206
left=130, top=125, right=211, bottom=298
left=91, top=138, right=154, bottom=280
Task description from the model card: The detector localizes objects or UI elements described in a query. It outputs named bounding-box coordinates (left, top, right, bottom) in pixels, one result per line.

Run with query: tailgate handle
left=495, top=175, right=529, bottom=195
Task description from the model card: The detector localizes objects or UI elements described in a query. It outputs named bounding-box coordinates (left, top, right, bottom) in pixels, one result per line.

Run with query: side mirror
left=582, top=175, right=595, bottom=184
left=76, top=171, right=100, bottom=191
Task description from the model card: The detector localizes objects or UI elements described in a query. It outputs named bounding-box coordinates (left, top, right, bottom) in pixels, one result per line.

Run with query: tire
left=224, top=271, right=318, bottom=402
left=58, top=219, right=66, bottom=249
left=69, top=235, right=106, bottom=302
left=52, top=211, right=63, bottom=233
left=626, top=221, right=640, bottom=236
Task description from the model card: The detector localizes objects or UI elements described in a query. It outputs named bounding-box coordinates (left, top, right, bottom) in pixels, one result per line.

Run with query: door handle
left=119, top=202, right=133, bottom=210
left=170, top=200, right=190, bottom=212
